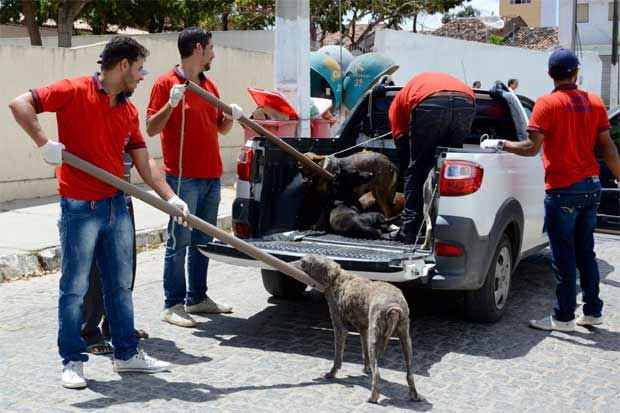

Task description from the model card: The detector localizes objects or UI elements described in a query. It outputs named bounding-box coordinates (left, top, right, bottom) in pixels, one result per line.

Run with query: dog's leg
left=325, top=300, right=347, bottom=379
left=398, top=321, right=419, bottom=402
left=367, top=325, right=381, bottom=403
left=359, top=328, right=371, bottom=374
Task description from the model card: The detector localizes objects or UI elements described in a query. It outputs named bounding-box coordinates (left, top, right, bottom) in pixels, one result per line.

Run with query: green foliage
left=488, top=33, right=505, bottom=45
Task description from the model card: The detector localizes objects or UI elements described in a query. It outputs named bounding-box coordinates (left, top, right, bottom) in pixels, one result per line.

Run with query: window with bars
left=577, top=3, right=589, bottom=23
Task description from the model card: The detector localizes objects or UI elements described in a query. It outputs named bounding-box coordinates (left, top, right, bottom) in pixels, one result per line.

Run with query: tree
left=57, top=0, right=90, bottom=47
left=309, top=0, right=470, bottom=49
left=442, top=4, right=480, bottom=24
left=22, top=0, right=42, bottom=45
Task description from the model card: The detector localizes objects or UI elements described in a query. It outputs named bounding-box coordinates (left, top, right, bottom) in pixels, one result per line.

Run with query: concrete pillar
left=611, top=63, right=619, bottom=107
left=275, top=0, right=311, bottom=137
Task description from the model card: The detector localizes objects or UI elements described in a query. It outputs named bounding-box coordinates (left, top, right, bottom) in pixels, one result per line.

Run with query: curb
left=0, top=215, right=232, bottom=283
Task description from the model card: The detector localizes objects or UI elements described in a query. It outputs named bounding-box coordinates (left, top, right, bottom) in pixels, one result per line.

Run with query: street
left=1, top=235, right=620, bottom=412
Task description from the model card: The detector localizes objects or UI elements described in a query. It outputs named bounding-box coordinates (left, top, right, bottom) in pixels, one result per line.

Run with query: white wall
left=541, top=0, right=559, bottom=27
left=374, top=30, right=602, bottom=101
left=0, top=33, right=274, bottom=202
left=560, top=0, right=614, bottom=47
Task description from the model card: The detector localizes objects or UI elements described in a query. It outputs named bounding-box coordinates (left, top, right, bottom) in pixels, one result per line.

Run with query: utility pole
left=611, top=0, right=619, bottom=106
left=275, top=0, right=311, bottom=137
left=570, top=0, right=577, bottom=52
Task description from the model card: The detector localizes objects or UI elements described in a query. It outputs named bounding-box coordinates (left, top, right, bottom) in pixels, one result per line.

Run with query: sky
left=416, top=0, right=501, bottom=31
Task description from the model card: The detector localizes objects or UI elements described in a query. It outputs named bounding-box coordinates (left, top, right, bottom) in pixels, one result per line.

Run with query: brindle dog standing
left=294, top=255, right=419, bottom=403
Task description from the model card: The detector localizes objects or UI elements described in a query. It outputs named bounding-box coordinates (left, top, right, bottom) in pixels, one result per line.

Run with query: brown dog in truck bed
left=302, top=151, right=399, bottom=219
left=293, top=255, right=419, bottom=403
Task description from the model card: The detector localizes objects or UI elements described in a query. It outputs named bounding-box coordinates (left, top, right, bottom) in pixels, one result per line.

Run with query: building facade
left=500, top=0, right=559, bottom=27
left=559, top=0, right=619, bottom=105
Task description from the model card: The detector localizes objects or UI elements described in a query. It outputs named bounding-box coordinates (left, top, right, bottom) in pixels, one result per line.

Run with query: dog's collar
left=322, top=155, right=341, bottom=176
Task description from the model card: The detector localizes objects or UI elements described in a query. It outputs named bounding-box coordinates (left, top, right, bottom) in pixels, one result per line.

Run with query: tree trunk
left=22, top=0, right=42, bottom=46
left=222, top=12, right=229, bottom=31
left=412, top=14, right=418, bottom=33
left=57, top=0, right=90, bottom=48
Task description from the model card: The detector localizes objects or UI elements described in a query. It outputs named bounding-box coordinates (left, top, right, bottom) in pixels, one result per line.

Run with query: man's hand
left=169, top=84, right=186, bottom=108
left=226, top=103, right=244, bottom=120
left=167, top=195, right=190, bottom=228
left=40, top=140, right=65, bottom=165
left=480, top=139, right=505, bottom=151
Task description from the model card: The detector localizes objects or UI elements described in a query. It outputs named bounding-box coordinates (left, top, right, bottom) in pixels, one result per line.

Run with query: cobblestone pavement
left=1, top=235, right=620, bottom=412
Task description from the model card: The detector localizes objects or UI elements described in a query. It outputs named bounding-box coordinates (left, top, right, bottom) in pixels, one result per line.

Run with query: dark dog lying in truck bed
left=329, top=204, right=392, bottom=239
left=293, top=255, right=419, bottom=403
left=302, top=151, right=399, bottom=219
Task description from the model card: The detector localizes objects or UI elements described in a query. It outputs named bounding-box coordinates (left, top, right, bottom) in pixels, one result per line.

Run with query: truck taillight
left=233, top=222, right=251, bottom=238
left=435, top=241, right=464, bottom=257
left=237, top=147, right=253, bottom=181
left=439, top=160, right=483, bottom=196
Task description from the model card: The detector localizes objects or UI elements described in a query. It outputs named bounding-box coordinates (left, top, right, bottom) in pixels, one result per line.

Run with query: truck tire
left=465, top=234, right=513, bottom=322
left=261, top=269, right=307, bottom=299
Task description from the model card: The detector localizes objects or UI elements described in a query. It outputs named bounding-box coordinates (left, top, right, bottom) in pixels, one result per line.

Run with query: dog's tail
left=380, top=306, right=403, bottom=356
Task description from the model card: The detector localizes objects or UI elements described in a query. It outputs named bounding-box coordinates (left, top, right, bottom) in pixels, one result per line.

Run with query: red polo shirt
left=388, top=72, right=475, bottom=140
left=528, top=84, right=610, bottom=190
left=147, top=67, right=225, bottom=178
left=31, top=75, right=146, bottom=200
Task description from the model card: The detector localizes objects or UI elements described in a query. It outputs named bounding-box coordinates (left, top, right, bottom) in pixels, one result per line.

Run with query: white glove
left=168, top=195, right=190, bottom=228
left=480, top=139, right=505, bottom=151
left=40, top=140, right=65, bottom=165
left=226, top=103, right=244, bottom=120
left=168, top=84, right=186, bottom=108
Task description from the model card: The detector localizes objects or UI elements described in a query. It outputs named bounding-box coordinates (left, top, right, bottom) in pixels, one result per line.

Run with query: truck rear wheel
left=261, top=269, right=307, bottom=299
left=465, top=234, right=513, bottom=322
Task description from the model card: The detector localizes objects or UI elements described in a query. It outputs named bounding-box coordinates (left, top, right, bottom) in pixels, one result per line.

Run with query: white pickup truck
left=199, top=85, right=549, bottom=322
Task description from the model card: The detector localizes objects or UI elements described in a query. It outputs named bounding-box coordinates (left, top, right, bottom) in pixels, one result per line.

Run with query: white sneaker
left=186, top=297, right=233, bottom=314
left=113, top=350, right=171, bottom=373
left=576, top=314, right=604, bottom=326
left=162, top=304, right=197, bottom=327
left=61, top=361, right=87, bottom=389
left=529, top=315, right=575, bottom=332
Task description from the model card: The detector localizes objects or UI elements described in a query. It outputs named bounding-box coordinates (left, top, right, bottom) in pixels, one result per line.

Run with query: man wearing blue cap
left=481, top=48, right=620, bottom=331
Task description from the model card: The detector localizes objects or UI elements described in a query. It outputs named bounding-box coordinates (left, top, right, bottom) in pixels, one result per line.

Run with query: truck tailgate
left=198, top=231, right=432, bottom=280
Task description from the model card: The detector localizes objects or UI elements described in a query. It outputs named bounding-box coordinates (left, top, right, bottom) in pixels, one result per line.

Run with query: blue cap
left=548, top=48, right=580, bottom=77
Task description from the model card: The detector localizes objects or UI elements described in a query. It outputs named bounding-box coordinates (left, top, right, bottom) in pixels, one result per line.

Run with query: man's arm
left=503, top=130, right=545, bottom=157
left=218, top=116, right=234, bottom=134
left=129, top=147, right=176, bottom=200
left=146, top=103, right=174, bottom=137
left=597, top=130, right=620, bottom=180
left=8, top=93, right=49, bottom=147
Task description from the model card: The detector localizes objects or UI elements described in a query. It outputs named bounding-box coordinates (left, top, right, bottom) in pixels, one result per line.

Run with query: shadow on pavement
left=72, top=373, right=433, bottom=410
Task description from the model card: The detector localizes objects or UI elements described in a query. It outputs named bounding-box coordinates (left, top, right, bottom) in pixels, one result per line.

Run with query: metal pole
left=570, top=0, right=577, bottom=52
left=61, top=150, right=326, bottom=292
left=184, top=80, right=334, bottom=182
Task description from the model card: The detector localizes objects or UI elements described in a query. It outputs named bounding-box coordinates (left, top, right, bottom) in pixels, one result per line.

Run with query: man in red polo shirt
left=147, top=28, right=241, bottom=328
left=9, top=36, right=187, bottom=389
left=388, top=72, right=476, bottom=243
left=481, top=48, right=620, bottom=331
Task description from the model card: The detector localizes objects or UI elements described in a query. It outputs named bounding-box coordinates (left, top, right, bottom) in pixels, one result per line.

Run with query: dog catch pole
left=184, top=80, right=334, bottom=182
left=61, top=151, right=325, bottom=292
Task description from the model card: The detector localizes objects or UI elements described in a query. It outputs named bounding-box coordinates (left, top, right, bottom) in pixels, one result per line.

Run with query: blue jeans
left=58, top=192, right=138, bottom=364
left=544, top=177, right=603, bottom=322
left=163, top=175, right=220, bottom=308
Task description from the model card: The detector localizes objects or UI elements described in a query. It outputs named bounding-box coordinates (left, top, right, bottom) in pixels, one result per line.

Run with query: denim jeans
left=545, top=177, right=603, bottom=322
left=81, top=197, right=137, bottom=346
left=58, top=192, right=138, bottom=364
left=399, top=93, right=475, bottom=239
left=163, top=175, right=220, bottom=308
